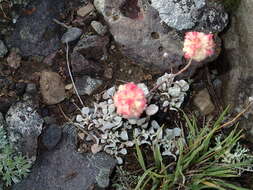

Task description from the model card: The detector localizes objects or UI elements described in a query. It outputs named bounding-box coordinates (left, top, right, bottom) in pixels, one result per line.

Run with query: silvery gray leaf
left=116, top=156, right=123, bottom=165
left=137, top=83, right=149, bottom=96
left=128, top=118, right=137, bottom=125
left=168, top=85, right=181, bottom=97
left=86, top=135, right=93, bottom=141
left=120, top=130, right=128, bottom=141
left=76, top=115, right=84, bottom=122
left=119, top=148, right=127, bottom=155
left=108, top=104, right=115, bottom=114
left=157, top=129, right=163, bottom=140
left=61, top=27, right=82, bottom=43
left=165, top=129, right=173, bottom=138
left=102, top=92, right=110, bottom=99
left=106, top=87, right=116, bottom=97
left=101, top=122, right=115, bottom=130
left=162, top=101, right=170, bottom=107
left=104, top=148, right=114, bottom=155
left=146, top=104, right=159, bottom=116
left=102, top=108, right=108, bottom=115
left=140, top=140, right=151, bottom=145
left=108, top=99, right=113, bottom=104
left=137, top=118, right=146, bottom=126
left=133, top=128, right=141, bottom=137
left=124, top=141, right=134, bottom=147
left=151, top=120, right=160, bottom=129
left=114, top=116, right=122, bottom=123
left=177, top=80, right=189, bottom=92
left=173, top=128, right=181, bottom=136
left=141, top=122, right=149, bottom=129
left=81, top=107, right=90, bottom=115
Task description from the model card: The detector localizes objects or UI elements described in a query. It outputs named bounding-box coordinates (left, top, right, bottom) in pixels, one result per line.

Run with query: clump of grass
left=134, top=107, right=253, bottom=190
left=0, top=127, right=31, bottom=187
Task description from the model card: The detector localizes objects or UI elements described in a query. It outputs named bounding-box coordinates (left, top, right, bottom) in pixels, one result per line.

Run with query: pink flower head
left=183, top=31, right=215, bottom=62
left=113, top=82, right=147, bottom=118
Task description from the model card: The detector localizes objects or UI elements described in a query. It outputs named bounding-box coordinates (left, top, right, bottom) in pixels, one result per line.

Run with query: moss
left=222, top=0, right=241, bottom=12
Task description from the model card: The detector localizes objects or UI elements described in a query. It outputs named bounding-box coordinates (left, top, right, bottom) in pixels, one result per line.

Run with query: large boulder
left=221, top=0, right=253, bottom=140
left=94, top=0, right=226, bottom=73
left=12, top=124, right=116, bottom=190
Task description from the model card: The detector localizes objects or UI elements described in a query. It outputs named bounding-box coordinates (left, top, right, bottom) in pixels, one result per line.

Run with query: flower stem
left=147, top=59, right=192, bottom=97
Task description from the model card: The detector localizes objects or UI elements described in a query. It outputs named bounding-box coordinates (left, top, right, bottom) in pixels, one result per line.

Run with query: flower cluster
left=183, top=31, right=215, bottom=62
left=113, top=82, right=147, bottom=118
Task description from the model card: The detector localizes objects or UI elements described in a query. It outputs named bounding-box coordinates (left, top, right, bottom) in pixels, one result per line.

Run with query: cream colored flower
left=113, top=82, right=147, bottom=118
left=183, top=31, right=215, bottom=62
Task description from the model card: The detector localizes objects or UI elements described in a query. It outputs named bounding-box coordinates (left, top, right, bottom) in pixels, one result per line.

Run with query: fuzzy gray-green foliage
left=0, top=127, right=31, bottom=186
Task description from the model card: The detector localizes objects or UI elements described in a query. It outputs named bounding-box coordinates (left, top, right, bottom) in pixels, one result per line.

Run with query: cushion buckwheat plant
left=183, top=31, right=215, bottom=62
left=113, top=82, right=147, bottom=118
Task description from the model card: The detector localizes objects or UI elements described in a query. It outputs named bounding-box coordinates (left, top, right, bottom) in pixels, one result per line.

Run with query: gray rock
left=151, top=0, right=228, bottom=32
left=71, top=51, right=104, bottom=76
left=6, top=48, right=22, bottom=69
left=5, top=101, right=43, bottom=158
left=77, top=2, right=95, bottom=17
left=193, top=88, right=215, bottom=115
left=61, top=27, right=83, bottom=44
left=75, top=75, right=103, bottom=95
left=74, top=35, right=109, bottom=60
left=26, top=83, right=37, bottom=94
left=0, top=40, right=8, bottom=58
left=40, top=71, right=66, bottom=105
left=6, top=0, right=65, bottom=56
left=42, top=124, right=62, bottom=150
left=221, top=1, right=253, bottom=142
left=91, top=21, right=107, bottom=36
left=94, top=0, right=221, bottom=73
left=12, top=124, right=116, bottom=190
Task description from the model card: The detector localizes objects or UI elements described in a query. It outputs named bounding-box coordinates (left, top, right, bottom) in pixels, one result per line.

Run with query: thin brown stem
left=147, top=59, right=193, bottom=97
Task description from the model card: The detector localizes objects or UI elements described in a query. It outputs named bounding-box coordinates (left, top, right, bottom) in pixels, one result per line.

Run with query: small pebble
left=91, top=21, right=107, bottom=36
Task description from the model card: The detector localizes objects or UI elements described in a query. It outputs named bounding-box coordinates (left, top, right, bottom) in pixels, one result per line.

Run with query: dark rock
left=40, top=71, right=66, bottom=105
left=221, top=1, right=253, bottom=142
left=94, top=0, right=184, bottom=73
left=42, top=124, right=62, bottom=150
left=12, top=124, right=116, bottom=190
left=5, top=100, right=43, bottom=158
left=74, top=35, right=109, bottom=60
left=75, top=75, right=103, bottom=95
left=6, top=0, right=65, bottom=57
left=94, top=0, right=222, bottom=73
left=15, top=82, right=27, bottom=96
left=26, top=83, right=37, bottom=94
left=7, top=48, right=22, bottom=69
left=61, top=27, right=83, bottom=44
left=71, top=51, right=104, bottom=76
left=0, top=40, right=8, bottom=58
left=0, top=96, right=16, bottom=114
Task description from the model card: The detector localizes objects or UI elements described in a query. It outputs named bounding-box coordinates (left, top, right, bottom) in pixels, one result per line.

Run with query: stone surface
left=74, top=34, right=109, bottom=60
left=6, top=0, right=65, bottom=56
left=12, top=124, right=116, bottom=190
left=0, top=40, right=8, bottom=58
left=151, top=0, right=228, bottom=32
left=61, top=27, right=83, bottom=44
left=221, top=0, right=253, bottom=141
left=193, top=88, right=215, bottom=115
left=91, top=21, right=107, bottom=36
left=75, top=75, right=103, bottom=95
left=71, top=51, right=104, bottom=76
left=40, top=71, right=66, bottom=105
left=7, top=48, right=22, bottom=69
left=5, top=101, right=43, bottom=158
left=77, top=2, right=95, bottom=17
left=26, top=83, right=37, bottom=94
left=94, top=0, right=221, bottom=73
left=41, top=124, right=62, bottom=150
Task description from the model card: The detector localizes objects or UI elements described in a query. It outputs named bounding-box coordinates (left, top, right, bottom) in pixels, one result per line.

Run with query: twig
left=219, top=101, right=253, bottom=129
left=66, top=43, right=84, bottom=106
left=147, top=59, right=192, bottom=96
left=53, top=18, right=70, bottom=28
